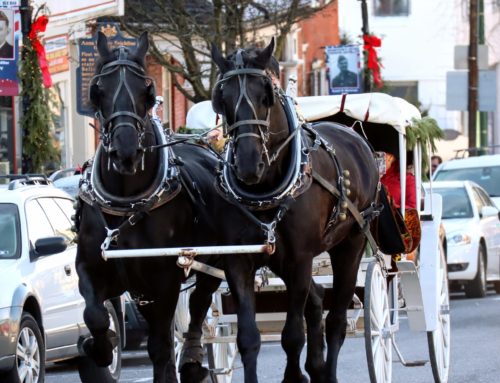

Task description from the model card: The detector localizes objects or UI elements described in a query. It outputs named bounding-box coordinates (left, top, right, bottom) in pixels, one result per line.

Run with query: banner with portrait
left=325, top=45, right=361, bottom=95
left=0, top=2, right=20, bottom=96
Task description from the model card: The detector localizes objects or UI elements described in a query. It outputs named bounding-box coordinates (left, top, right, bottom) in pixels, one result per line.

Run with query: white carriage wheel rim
left=432, top=253, right=451, bottom=381
left=107, top=311, right=119, bottom=376
left=366, top=262, right=392, bottom=383
left=16, top=326, right=41, bottom=383
left=213, top=326, right=238, bottom=383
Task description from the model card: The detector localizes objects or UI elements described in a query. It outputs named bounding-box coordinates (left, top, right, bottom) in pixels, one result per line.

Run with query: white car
left=433, top=153, right=500, bottom=208
left=0, top=175, right=122, bottom=383
left=425, top=180, right=500, bottom=298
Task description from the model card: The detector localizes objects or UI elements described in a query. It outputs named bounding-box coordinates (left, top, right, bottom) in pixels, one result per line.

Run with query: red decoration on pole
left=363, top=34, right=383, bottom=88
left=28, top=15, right=51, bottom=88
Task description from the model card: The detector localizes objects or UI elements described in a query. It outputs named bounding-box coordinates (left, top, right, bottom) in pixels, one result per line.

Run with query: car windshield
left=434, top=166, right=500, bottom=197
left=433, top=187, right=473, bottom=219
left=0, top=204, right=21, bottom=259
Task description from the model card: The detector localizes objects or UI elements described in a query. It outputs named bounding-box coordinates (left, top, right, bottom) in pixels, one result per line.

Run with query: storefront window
left=374, top=0, right=410, bottom=16
left=47, top=84, right=66, bottom=170
left=0, top=96, right=14, bottom=171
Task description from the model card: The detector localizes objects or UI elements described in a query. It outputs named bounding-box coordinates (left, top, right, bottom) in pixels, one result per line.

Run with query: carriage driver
left=379, top=151, right=420, bottom=262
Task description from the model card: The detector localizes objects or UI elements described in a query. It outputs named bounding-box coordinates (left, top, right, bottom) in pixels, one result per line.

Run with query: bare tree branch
left=121, top=0, right=329, bottom=102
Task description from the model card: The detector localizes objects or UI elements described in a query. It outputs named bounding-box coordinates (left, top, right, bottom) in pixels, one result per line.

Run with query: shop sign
left=45, top=34, right=69, bottom=75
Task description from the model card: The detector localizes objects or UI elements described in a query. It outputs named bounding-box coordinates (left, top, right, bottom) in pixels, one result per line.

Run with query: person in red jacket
left=380, top=152, right=416, bottom=209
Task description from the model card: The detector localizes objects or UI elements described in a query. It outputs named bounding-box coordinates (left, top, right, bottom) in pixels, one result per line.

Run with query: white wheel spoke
left=18, top=363, right=28, bottom=381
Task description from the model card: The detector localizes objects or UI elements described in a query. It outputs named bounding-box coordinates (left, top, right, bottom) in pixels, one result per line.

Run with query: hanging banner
left=325, top=45, right=361, bottom=95
left=76, top=23, right=137, bottom=116
left=0, top=3, right=20, bottom=96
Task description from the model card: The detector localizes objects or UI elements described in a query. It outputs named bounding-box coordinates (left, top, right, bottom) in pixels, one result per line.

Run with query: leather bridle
left=90, top=47, right=154, bottom=154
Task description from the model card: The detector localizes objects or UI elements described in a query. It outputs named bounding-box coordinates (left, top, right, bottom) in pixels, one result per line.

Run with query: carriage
left=83, top=33, right=449, bottom=383
left=102, top=91, right=450, bottom=383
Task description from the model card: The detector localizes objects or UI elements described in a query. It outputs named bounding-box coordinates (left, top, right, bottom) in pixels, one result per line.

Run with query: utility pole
left=468, top=0, right=478, bottom=152
left=478, top=0, right=487, bottom=152
left=359, top=0, right=371, bottom=92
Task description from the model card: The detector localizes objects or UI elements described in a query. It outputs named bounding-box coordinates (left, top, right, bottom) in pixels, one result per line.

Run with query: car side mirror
left=480, top=205, right=499, bottom=218
left=33, top=236, right=68, bottom=257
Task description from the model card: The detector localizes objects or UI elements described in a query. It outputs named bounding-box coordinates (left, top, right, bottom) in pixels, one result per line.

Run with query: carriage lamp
left=448, top=233, right=471, bottom=245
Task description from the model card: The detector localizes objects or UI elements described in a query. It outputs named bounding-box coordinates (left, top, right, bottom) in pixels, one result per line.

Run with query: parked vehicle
left=0, top=175, right=123, bottom=383
left=424, top=180, right=500, bottom=297
left=433, top=154, right=500, bottom=208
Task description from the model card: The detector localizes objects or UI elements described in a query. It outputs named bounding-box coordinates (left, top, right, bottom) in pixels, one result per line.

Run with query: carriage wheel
left=174, top=283, right=195, bottom=379
left=207, top=324, right=238, bottom=383
left=427, top=243, right=451, bottom=383
left=364, top=261, right=392, bottom=383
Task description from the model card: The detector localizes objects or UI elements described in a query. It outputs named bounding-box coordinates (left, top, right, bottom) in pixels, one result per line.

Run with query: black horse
left=75, top=31, right=248, bottom=383
left=209, top=39, right=380, bottom=383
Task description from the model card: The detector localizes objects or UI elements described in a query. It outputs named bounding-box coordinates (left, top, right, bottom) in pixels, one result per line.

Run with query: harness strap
left=312, top=170, right=379, bottom=253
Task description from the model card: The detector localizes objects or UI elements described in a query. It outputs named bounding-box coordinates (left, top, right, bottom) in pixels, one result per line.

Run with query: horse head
left=211, top=39, right=283, bottom=185
left=90, top=32, right=156, bottom=175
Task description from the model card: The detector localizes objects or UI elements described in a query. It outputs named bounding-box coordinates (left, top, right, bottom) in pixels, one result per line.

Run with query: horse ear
left=255, top=37, right=275, bottom=68
left=96, top=31, right=110, bottom=57
left=136, top=32, right=149, bottom=59
left=211, top=43, right=228, bottom=72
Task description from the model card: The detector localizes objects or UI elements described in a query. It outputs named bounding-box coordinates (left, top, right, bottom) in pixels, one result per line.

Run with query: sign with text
left=325, top=45, right=361, bottom=95
left=0, top=5, right=20, bottom=96
left=76, top=23, right=137, bottom=116
left=45, top=34, right=69, bottom=75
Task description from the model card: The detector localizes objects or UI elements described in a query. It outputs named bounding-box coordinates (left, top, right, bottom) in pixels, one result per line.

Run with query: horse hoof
left=79, top=336, right=113, bottom=367
left=180, top=362, right=209, bottom=383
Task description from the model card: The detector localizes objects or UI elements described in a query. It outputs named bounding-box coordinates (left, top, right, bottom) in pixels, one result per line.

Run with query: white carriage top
left=296, top=93, right=421, bottom=134
left=185, top=93, right=421, bottom=134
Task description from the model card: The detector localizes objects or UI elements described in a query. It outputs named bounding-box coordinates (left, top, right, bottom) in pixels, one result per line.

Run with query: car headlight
left=447, top=233, right=471, bottom=245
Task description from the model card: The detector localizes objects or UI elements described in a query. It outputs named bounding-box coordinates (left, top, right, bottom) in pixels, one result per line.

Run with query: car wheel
left=1, top=312, right=45, bottom=383
left=465, top=245, right=487, bottom=298
left=78, top=301, right=122, bottom=383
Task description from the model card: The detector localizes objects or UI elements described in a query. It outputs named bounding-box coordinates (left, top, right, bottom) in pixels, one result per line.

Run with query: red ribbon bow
left=29, top=15, right=52, bottom=88
left=363, top=34, right=383, bottom=88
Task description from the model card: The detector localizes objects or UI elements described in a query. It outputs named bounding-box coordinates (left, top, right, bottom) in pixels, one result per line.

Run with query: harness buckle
left=101, top=227, right=120, bottom=253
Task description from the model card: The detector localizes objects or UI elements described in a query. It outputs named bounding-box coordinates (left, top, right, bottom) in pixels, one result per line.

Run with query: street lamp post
left=19, top=0, right=32, bottom=173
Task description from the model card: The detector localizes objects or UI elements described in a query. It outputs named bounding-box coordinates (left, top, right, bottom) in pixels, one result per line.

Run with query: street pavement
left=46, top=290, right=500, bottom=382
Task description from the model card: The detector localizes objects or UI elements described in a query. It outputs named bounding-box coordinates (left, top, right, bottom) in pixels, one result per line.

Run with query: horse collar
left=218, top=95, right=313, bottom=210
left=79, top=118, right=182, bottom=217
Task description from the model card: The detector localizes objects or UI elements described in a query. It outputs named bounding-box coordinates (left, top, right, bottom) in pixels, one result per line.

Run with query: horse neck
left=99, top=122, right=160, bottom=197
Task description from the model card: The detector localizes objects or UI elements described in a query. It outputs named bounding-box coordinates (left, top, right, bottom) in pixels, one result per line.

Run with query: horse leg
left=77, top=262, right=117, bottom=367
left=180, top=273, right=222, bottom=383
left=225, top=255, right=260, bottom=383
left=139, top=290, right=181, bottom=383
left=304, top=280, right=326, bottom=383
left=281, top=260, right=313, bottom=383
left=324, top=232, right=366, bottom=383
